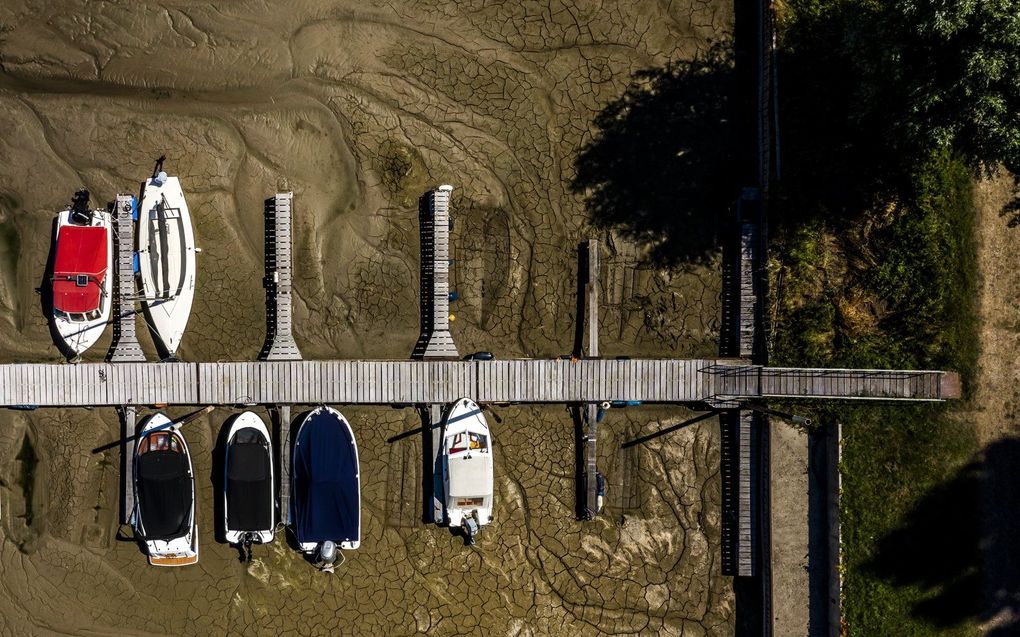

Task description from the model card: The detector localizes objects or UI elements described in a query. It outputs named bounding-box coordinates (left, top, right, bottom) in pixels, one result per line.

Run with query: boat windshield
left=448, top=432, right=488, bottom=455
left=139, top=431, right=181, bottom=454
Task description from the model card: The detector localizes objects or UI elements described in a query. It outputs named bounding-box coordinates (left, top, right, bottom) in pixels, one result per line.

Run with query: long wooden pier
left=0, top=359, right=958, bottom=408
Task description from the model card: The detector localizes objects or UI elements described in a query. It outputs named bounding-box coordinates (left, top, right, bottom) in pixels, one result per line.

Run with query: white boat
left=440, top=397, right=494, bottom=543
left=137, top=161, right=196, bottom=358
left=223, top=411, right=275, bottom=555
left=51, top=190, right=112, bottom=356
left=132, top=412, right=199, bottom=566
left=292, top=406, right=360, bottom=570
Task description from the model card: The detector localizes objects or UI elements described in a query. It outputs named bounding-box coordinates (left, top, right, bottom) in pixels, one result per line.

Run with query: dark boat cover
left=136, top=450, right=191, bottom=540
left=293, top=410, right=359, bottom=544
left=226, top=429, right=273, bottom=531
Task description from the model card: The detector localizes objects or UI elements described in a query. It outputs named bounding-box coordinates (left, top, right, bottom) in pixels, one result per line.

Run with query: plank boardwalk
left=107, top=194, right=146, bottom=362
left=260, top=193, right=301, bottom=361
left=0, top=360, right=956, bottom=408
left=412, top=186, right=458, bottom=359
left=738, top=222, right=757, bottom=358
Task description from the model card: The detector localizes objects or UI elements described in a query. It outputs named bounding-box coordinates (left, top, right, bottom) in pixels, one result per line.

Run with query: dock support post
left=119, top=405, right=136, bottom=525
left=108, top=194, right=145, bottom=362
left=583, top=239, right=601, bottom=519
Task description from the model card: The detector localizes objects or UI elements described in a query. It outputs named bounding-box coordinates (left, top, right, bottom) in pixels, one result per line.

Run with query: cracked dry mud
left=0, top=1, right=733, bottom=634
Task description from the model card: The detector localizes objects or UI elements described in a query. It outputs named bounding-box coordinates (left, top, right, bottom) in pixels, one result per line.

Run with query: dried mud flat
left=0, top=1, right=733, bottom=635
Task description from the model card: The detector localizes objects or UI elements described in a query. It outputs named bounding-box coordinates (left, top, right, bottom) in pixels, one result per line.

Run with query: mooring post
left=584, top=239, right=601, bottom=518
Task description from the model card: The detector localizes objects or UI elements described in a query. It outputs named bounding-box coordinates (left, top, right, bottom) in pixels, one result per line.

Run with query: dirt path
left=969, top=173, right=1020, bottom=633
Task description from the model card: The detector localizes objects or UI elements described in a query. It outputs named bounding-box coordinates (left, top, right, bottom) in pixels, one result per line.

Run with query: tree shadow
left=867, top=437, right=1020, bottom=634
left=571, top=43, right=739, bottom=267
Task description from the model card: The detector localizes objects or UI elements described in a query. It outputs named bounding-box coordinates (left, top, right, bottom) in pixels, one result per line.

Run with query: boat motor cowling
left=70, top=189, right=92, bottom=225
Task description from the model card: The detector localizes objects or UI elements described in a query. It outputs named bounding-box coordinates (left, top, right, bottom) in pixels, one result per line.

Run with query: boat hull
left=292, top=406, right=361, bottom=552
left=137, top=175, right=196, bottom=357
left=52, top=209, right=113, bottom=355
left=440, top=398, right=494, bottom=530
left=224, top=411, right=275, bottom=545
left=132, top=413, right=199, bottom=566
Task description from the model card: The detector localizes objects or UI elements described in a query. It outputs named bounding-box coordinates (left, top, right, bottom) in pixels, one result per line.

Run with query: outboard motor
left=70, top=188, right=92, bottom=225
left=241, top=532, right=255, bottom=562
left=316, top=541, right=337, bottom=573
left=462, top=511, right=480, bottom=545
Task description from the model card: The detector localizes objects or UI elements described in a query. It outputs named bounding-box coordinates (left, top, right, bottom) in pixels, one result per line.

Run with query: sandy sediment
left=0, top=0, right=734, bottom=634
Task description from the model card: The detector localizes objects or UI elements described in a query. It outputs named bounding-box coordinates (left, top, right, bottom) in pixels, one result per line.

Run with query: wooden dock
left=107, top=194, right=146, bottom=362
left=118, top=404, right=136, bottom=525
left=260, top=193, right=301, bottom=361
left=413, top=186, right=458, bottom=359
left=720, top=409, right=756, bottom=576
left=0, top=360, right=958, bottom=408
left=583, top=240, right=601, bottom=519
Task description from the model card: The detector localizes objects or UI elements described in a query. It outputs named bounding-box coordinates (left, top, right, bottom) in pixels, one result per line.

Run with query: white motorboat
left=132, top=412, right=199, bottom=566
left=51, top=189, right=112, bottom=356
left=224, top=411, right=275, bottom=557
left=440, top=397, right=494, bottom=544
left=137, top=158, right=196, bottom=358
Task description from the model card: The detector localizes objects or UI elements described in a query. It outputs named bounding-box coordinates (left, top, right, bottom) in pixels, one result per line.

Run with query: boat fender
left=153, top=171, right=168, bottom=187
left=596, top=407, right=605, bottom=423
left=595, top=472, right=606, bottom=513
left=610, top=400, right=642, bottom=408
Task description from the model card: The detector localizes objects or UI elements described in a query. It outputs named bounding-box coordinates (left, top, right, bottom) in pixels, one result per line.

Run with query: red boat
left=52, top=190, right=112, bottom=356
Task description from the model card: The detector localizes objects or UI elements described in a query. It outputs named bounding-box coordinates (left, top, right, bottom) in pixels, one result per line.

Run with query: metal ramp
left=707, top=365, right=956, bottom=401
left=107, top=194, right=146, bottom=362
left=259, top=193, right=301, bottom=361
left=412, top=186, right=458, bottom=359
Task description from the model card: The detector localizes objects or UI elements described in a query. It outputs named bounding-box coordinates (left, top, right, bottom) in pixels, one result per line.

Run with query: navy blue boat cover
left=293, top=409, right=359, bottom=544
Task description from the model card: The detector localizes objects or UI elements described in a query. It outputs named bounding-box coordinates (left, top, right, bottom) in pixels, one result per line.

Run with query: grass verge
left=771, top=150, right=981, bottom=636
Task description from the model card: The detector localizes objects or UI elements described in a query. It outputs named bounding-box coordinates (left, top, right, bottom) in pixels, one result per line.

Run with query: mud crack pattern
left=0, top=0, right=733, bottom=634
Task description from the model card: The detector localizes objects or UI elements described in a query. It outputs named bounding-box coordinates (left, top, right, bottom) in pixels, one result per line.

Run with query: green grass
left=772, top=150, right=981, bottom=635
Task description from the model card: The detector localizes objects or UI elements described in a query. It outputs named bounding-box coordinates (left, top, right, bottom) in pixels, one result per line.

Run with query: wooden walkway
left=0, top=360, right=958, bottom=408
left=413, top=186, right=458, bottom=359
left=739, top=220, right=758, bottom=358
left=260, top=193, right=301, bottom=361
left=709, top=365, right=955, bottom=401
left=107, top=194, right=146, bottom=362
left=720, top=409, right=756, bottom=576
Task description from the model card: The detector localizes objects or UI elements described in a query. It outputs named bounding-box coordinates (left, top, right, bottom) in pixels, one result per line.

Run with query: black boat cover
left=293, top=409, right=360, bottom=544
left=226, top=429, right=273, bottom=532
left=136, top=450, right=192, bottom=540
